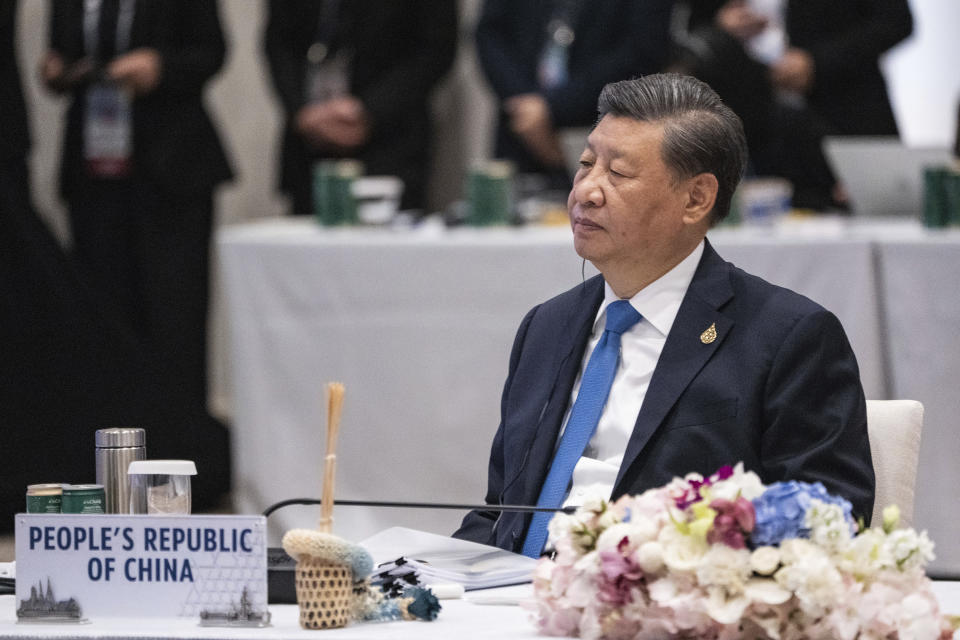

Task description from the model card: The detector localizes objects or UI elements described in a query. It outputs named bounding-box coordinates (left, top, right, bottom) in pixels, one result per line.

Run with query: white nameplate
left=14, top=514, right=268, bottom=623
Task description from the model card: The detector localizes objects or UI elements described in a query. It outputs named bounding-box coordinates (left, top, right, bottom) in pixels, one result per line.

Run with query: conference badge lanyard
left=304, top=0, right=352, bottom=104
left=537, top=0, right=583, bottom=90
left=82, top=0, right=135, bottom=178
left=538, top=19, right=574, bottom=90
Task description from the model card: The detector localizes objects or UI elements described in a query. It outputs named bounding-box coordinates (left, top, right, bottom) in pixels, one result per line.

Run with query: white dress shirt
left=561, top=240, right=705, bottom=507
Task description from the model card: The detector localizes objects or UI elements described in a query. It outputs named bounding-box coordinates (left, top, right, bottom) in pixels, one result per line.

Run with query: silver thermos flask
left=95, top=428, right=146, bottom=513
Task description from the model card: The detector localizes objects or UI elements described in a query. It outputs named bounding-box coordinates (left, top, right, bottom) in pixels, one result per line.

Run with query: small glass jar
left=127, top=460, right=197, bottom=514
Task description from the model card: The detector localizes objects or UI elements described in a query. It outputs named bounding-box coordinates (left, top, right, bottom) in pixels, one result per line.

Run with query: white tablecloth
left=3, top=582, right=959, bottom=639
left=0, top=590, right=536, bottom=640
left=217, top=219, right=959, bottom=575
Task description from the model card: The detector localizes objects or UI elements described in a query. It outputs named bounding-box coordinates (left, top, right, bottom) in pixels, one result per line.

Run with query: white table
left=217, top=218, right=959, bottom=575
left=0, top=590, right=536, bottom=639
left=3, top=582, right=959, bottom=639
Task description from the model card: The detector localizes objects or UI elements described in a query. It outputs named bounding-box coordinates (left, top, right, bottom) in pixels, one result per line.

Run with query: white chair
left=865, top=399, right=924, bottom=527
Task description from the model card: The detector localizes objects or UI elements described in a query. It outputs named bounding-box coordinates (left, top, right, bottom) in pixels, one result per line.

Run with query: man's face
left=568, top=116, right=691, bottom=275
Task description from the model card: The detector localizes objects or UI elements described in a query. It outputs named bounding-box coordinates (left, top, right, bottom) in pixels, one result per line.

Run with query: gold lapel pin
left=700, top=323, right=717, bottom=344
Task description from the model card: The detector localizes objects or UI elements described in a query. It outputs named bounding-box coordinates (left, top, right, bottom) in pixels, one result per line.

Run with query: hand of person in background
left=504, top=93, right=565, bottom=168
left=108, top=48, right=162, bottom=95
left=771, top=47, right=815, bottom=94
left=39, top=50, right=94, bottom=93
left=295, top=95, right=370, bottom=151
left=715, top=0, right=768, bottom=41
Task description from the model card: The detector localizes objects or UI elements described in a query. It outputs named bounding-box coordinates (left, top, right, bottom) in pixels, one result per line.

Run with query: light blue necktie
left=520, top=299, right=641, bottom=557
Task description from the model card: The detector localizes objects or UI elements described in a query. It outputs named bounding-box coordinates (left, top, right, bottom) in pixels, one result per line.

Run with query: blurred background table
left=217, top=218, right=960, bottom=576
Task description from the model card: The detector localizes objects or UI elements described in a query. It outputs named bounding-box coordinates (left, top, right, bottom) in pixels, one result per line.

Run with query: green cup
left=26, top=484, right=62, bottom=513
left=61, top=484, right=105, bottom=514
left=943, top=170, right=960, bottom=226
left=466, top=161, right=514, bottom=226
left=313, top=160, right=362, bottom=226
left=922, top=166, right=949, bottom=228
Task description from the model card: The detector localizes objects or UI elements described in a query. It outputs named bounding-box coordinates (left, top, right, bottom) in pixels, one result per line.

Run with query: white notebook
left=361, top=527, right=537, bottom=591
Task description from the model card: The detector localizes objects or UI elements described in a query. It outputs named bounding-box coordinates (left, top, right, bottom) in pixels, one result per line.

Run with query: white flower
left=744, top=577, right=792, bottom=605
left=839, top=528, right=893, bottom=579
left=704, top=587, right=750, bottom=624
left=595, top=523, right=635, bottom=553
left=579, top=494, right=607, bottom=515
left=696, top=545, right=751, bottom=593
left=547, top=512, right=577, bottom=538
left=596, top=507, right=621, bottom=531
left=659, top=526, right=708, bottom=573
left=778, top=538, right=821, bottom=564
left=626, top=515, right=661, bottom=544
left=899, top=592, right=942, bottom=640
left=805, top=499, right=854, bottom=554
left=572, top=550, right=600, bottom=578
left=750, top=545, right=782, bottom=576
left=775, top=543, right=845, bottom=617
left=636, top=541, right=664, bottom=574
left=884, top=528, right=935, bottom=571
left=709, top=463, right=765, bottom=502
left=562, top=566, right=597, bottom=609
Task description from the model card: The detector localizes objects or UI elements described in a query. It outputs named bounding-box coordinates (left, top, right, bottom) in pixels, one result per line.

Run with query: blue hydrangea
left=750, top=481, right=854, bottom=547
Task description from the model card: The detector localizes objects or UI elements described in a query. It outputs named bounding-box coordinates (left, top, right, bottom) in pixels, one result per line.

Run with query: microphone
left=261, top=497, right=577, bottom=518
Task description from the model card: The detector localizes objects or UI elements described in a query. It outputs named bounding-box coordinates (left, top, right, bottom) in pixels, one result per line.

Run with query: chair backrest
left=865, top=399, right=924, bottom=527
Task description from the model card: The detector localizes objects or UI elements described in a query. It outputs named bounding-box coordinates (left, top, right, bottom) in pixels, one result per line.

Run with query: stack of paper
left=360, top=527, right=537, bottom=591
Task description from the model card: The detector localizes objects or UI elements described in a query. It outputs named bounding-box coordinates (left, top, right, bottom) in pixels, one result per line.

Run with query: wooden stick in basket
left=318, top=382, right=344, bottom=532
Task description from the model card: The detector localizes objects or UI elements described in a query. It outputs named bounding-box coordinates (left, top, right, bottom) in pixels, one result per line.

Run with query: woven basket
left=294, top=555, right=353, bottom=629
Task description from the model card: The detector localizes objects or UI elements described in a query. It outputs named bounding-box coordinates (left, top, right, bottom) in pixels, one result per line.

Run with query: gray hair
left=597, top=74, right=747, bottom=224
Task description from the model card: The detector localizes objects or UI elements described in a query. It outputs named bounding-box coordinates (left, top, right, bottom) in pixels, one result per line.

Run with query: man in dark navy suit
left=455, top=74, right=874, bottom=554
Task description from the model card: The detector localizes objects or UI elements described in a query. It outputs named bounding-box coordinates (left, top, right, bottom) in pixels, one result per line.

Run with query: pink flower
left=711, top=465, right=734, bottom=482
left=597, top=536, right=645, bottom=606
left=675, top=480, right=708, bottom=510
left=708, top=497, right=756, bottom=549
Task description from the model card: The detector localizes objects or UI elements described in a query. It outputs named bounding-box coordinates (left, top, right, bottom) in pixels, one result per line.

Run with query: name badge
left=305, top=50, right=351, bottom=104
left=84, top=81, right=132, bottom=178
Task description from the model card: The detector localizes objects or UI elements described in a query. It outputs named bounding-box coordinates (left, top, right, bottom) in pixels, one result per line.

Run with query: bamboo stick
left=318, top=382, right=344, bottom=532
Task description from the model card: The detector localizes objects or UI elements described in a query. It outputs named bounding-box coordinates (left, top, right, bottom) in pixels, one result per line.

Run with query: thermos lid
left=95, top=427, right=146, bottom=448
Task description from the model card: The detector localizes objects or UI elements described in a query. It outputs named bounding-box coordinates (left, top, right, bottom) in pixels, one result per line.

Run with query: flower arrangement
left=530, top=464, right=958, bottom=639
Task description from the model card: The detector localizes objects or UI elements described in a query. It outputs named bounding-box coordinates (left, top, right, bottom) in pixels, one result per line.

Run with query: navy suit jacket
left=455, top=240, right=875, bottom=552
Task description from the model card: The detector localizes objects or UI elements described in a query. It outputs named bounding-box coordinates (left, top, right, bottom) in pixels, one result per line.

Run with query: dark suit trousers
left=68, top=178, right=212, bottom=408
left=65, top=178, right=230, bottom=505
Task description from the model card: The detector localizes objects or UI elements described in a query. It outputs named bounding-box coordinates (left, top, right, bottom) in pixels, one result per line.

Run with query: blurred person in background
left=264, top=0, right=457, bottom=216
left=38, top=0, right=234, bottom=507
left=475, top=0, right=674, bottom=192
left=0, top=0, right=30, bottom=220
left=2, top=0, right=168, bottom=525
left=674, top=0, right=912, bottom=209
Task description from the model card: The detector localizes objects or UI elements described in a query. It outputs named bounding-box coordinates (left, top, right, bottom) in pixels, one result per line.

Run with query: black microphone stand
left=262, top=498, right=576, bottom=518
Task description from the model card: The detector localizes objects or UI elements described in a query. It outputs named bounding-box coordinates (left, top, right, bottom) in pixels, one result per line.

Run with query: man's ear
left=682, top=173, right=718, bottom=226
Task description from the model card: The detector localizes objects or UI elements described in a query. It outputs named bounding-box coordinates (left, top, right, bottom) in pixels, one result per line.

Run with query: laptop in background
left=823, top=136, right=953, bottom=217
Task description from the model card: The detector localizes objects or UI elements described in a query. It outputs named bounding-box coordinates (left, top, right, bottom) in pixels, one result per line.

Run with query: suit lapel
left=614, top=240, right=735, bottom=491
left=511, top=276, right=604, bottom=503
